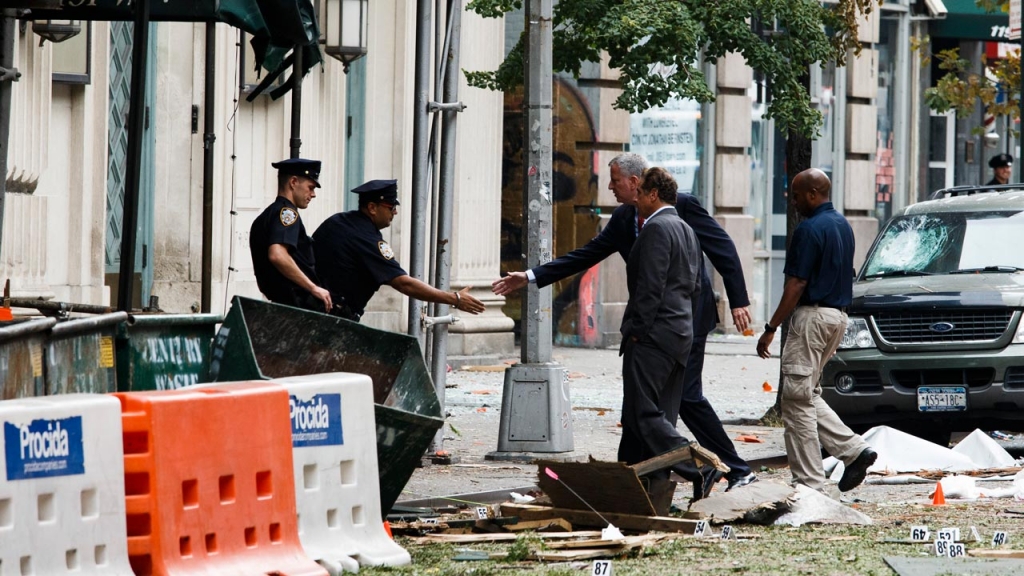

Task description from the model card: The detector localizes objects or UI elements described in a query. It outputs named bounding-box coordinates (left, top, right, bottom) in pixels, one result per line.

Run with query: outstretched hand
left=491, top=271, right=529, bottom=296
left=455, top=286, right=485, bottom=314
left=756, top=330, right=775, bottom=359
left=732, top=306, right=752, bottom=333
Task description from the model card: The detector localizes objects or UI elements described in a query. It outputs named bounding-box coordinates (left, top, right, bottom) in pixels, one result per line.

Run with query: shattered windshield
left=862, top=210, right=1024, bottom=278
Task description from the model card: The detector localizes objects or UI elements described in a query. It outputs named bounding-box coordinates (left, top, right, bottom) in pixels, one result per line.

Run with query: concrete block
left=846, top=48, right=877, bottom=99
left=846, top=103, right=877, bottom=155
left=599, top=86, right=631, bottom=144
left=844, top=159, right=876, bottom=212
left=716, top=52, right=752, bottom=90
left=595, top=151, right=620, bottom=207
left=712, top=214, right=755, bottom=333
left=714, top=153, right=751, bottom=209
left=847, top=216, right=880, bottom=274
left=715, top=94, right=752, bottom=149
left=857, top=2, right=880, bottom=44
left=447, top=331, right=516, bottom=357
left=599, top=51, right=621, bottom=81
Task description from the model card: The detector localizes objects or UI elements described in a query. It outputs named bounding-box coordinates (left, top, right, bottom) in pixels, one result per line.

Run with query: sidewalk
left=399, top=335, right=786, bottom=506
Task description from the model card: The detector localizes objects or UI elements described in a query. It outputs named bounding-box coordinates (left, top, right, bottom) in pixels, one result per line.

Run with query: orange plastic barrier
left=115, top=382, right=327, bottom=576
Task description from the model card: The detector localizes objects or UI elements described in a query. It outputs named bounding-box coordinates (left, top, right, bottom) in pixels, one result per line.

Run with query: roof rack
left=930, top=184, right=1024, bottom=199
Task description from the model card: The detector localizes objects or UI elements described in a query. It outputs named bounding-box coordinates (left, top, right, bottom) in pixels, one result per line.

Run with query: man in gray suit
left=620, top=167, right=724, bottom=501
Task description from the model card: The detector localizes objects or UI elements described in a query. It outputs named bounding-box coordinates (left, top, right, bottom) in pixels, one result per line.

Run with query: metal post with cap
left=487, top=0, right=574, bottom=460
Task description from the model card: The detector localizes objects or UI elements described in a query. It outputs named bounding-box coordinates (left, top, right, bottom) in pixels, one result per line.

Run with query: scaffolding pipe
left=201, top=22, right=216, bottom=312
left=407, top=0, right=432, bottom=344
left=117, top=0, right=152, bottom=312
left=0, top=11, right=15, bottom=258
left=429, top=0, right=463, bottom=453
left=289, top=45, right=303, bottom=158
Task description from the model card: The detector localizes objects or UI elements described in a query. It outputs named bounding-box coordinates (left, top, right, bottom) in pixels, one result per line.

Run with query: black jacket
left=532, top=193, right=749, bottom=337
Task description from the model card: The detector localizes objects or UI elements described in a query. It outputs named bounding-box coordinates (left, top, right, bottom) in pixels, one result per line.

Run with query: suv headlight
left=1014, top=316, right=1024, bottom=343
left=839, top=317, right=876, bottom=350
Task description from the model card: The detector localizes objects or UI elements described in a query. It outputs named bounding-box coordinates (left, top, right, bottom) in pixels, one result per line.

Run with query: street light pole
left=489, top=0, right=574, bottom=459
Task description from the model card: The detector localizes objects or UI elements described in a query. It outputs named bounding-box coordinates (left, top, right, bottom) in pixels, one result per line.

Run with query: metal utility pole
left=289, top=45, right=303, bottom=158
left=0, top=10, right=17, bottom=258
left=201, top=22, right=216, bottom=313
left=489, top=0, right=573, bottom=458
left=408, top=0, right=432, bottom=345
left=428, top=0, right=466, bottom=454
left=117, top=0, right=152, bottom=312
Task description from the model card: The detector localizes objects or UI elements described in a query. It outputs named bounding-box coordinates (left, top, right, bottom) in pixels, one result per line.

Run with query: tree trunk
left=761, top=72, right=811, bottom=424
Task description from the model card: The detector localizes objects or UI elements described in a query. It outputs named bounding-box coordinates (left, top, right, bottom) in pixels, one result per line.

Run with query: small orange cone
left=383, top=520, right=394, bottom=539
left=930, top=481, right=946, bottom=506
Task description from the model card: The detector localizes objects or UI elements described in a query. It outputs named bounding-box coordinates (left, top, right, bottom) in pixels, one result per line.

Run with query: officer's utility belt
left=329, top=299, right=361, bottom=322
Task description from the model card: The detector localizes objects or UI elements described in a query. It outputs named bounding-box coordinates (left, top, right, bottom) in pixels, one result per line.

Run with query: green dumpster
left=115, top=313, right=222, bottom=391
left=210, top=296, right=443, bottom=515
left=0, top=318, right=56, bottom=398
left=45, top=312, right=127, bottom=395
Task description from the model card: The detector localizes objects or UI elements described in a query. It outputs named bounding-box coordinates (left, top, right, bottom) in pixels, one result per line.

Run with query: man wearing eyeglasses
left=313, top=179, right=485, bottom=322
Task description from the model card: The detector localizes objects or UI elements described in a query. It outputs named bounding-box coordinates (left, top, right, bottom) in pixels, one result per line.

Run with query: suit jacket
left=532, top=193, right=749, bottom=337
left=621, top=208, right=702, bottom=362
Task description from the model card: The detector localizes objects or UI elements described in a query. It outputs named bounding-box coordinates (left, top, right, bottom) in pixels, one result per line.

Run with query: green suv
left=821, top=186, right=1024, bottom=445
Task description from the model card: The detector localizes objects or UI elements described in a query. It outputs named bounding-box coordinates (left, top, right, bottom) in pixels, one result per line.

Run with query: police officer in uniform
left=313, top=179, right=485, bottom=321
left=249, top=158, right=332, bottom=312
left=987, top=153, right=1013, bottom=186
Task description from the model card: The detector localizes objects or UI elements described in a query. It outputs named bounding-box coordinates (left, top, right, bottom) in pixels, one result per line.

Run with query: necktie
left=637, top=216, right=645, bottom=233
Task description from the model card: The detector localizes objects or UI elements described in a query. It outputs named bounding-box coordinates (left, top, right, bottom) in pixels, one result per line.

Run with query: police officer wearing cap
left=249, top=158, right=332, bottom=312
left=987, top=153, right=1013, bottom=186
left=313, top=179, right=485, bottom=321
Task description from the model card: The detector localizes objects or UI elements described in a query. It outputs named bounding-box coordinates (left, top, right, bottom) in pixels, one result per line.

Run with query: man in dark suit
left=492, top=153, right=757, bottom=491
left=620, top=166, right=721, bottom=500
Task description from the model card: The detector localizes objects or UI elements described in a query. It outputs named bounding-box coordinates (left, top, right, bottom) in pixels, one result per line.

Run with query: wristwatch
left=764, top=323, right=777, bottom=334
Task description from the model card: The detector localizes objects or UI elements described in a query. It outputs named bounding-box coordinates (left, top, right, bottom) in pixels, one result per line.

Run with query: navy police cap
left=989, top=153, right=1013, bottom=169
left=353, top=179, right=400, bottom=205
left=272, top=158, right=321, bottom=188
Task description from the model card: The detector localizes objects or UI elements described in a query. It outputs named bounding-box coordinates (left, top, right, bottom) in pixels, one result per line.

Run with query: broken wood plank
left=537, top=459, right=658, bottom=516
left=969, top=550, right=1024, bottom=559
left=630, top=442, right=729, bottom=477
left=501, top=503, right=703, bottom=532
left=411, top=530, right=602, bottom=544
left=505, top=518, right=572, bottom=533
left=545, top=533, right=676, bottom=550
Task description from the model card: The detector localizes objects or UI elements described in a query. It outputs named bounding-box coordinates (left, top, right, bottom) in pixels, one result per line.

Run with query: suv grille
left=892, top=368, right=994, bottom=389
left=873, top=310, right=1012, bottom=344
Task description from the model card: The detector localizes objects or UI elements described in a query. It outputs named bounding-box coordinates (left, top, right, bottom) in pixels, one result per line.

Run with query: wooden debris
left=914, top=466, right=1022, bottom=480
left=630, top=443, right=729, bottom=476
left=501, top=503, right=703, bottom=533
left=532, top=534, right=681, bottom=561
left=412, top=530, right=602, bottom=544
left=969, top=550, right=1024, bottom=559
left=505, top=518, right=573, bottom=532
left=537, top=459, right=663, bottom=516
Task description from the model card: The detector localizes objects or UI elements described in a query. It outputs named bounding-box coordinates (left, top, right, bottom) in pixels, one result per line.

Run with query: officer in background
left=249, top=158, right=332, bottom=312
left=313, top=179, right=485, bottom=321
left=987, top=153, right=1013, bottom=186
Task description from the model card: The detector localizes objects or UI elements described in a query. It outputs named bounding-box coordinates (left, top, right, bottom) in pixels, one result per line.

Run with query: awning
left=931, top=0, right=1013, bottom=42
left=18, top=0, right=321, bottom=96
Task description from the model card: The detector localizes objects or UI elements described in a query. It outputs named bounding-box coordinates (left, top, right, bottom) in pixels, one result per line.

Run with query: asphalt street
left=400, top=334, right=787, bottom=505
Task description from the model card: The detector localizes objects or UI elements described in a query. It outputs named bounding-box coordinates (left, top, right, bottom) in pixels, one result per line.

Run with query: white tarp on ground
left=823, top=426, right=1015, bottom=481
left=772, top=485, right=873, bottom=527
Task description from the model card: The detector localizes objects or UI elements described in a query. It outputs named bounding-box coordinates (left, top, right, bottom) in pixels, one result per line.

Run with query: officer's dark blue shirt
left=784, top=201, right=854, bottom=308
left=249, top=196, right=319, bottom=306
left=312, top=210, right=407, bottom=318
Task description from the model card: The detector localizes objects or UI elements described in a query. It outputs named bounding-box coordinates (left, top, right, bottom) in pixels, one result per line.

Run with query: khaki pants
left=781, top=306, right=868, bottom=491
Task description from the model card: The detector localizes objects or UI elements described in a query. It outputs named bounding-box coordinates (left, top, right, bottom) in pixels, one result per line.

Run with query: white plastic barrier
left=274, top=374, right=411, bottom=574
left=0, top=394, right=133, bottom=575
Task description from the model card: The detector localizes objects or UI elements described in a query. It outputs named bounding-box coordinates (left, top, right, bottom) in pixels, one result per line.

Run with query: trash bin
left=210, top=296, right=443, bottom=515
left=0, top=318, right=56, bottom=398
left=45, top=312, right=128, bottom=395
left=115, top=313, right=222, bottom=391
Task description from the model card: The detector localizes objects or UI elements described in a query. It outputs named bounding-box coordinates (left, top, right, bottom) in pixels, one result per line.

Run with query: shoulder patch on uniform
left=378, top=241, right=395, bottom=260
left=279, top=207, right=298, bottom=226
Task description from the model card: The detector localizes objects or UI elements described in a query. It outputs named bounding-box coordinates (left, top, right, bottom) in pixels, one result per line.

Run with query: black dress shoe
left=724, top=473, right=758, bottom=492
left=692, top=467, right=725, bottom=502
left=838, top=447, right=878, bottom=492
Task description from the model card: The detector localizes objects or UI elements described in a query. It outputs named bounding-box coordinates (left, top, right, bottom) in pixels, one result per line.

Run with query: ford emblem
left=930, top=322, right=955, bottom=333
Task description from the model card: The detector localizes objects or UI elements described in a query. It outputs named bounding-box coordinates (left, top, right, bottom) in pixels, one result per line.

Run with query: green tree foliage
left=917, top=0, right=1020, bottom=134
left=465, top=0, right=873, bottom=138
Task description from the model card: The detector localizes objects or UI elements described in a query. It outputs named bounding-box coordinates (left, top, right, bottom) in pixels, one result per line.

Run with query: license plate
left=917, top=386, right=967, bottom=412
